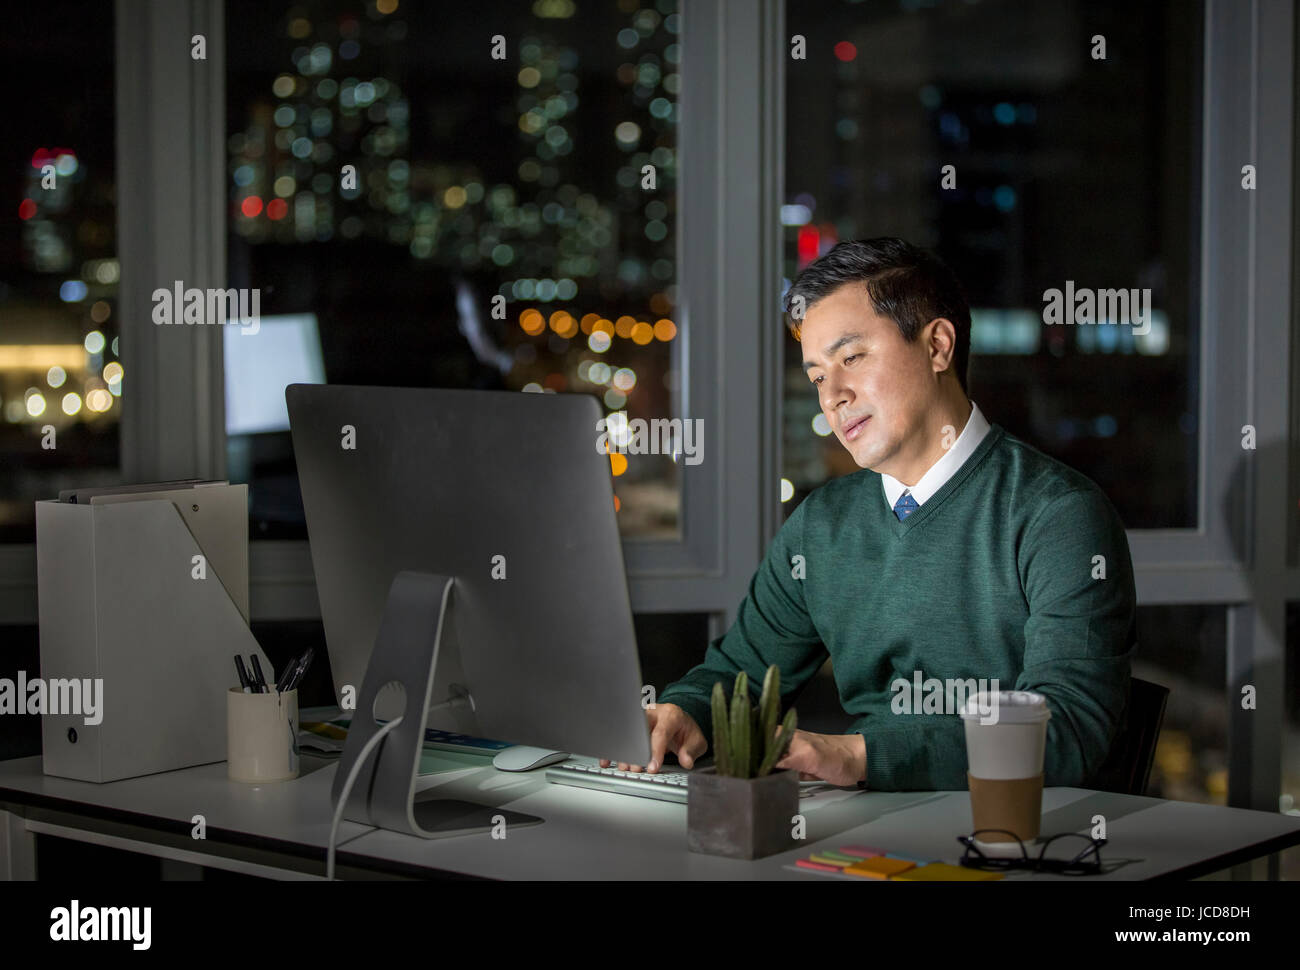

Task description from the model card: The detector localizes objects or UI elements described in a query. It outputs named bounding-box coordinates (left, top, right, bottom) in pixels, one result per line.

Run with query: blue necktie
left=893, top=491, right=919, bottom=521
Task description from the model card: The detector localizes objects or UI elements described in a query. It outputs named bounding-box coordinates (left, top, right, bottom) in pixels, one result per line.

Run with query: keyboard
left=545, top=762, right=691, bottom=803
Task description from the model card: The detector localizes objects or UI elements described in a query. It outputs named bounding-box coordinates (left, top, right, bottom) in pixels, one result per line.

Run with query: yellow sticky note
left=890, top=863, right=1004, bottom=881
left=843, top=856, right=916, bottom=879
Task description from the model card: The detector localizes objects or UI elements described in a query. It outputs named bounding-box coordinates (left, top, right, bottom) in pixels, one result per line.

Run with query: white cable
left=326, top=714, right=403, bottom=881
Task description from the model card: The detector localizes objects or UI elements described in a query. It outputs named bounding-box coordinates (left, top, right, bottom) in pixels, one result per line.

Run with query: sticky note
left=839, top=845, right=884, bottom=858
left=808, top=854, right=852, bottom=867
left=842, top=856, right=916, bottom=879
left=815, top=850, right=859, bottom=862
left=890, top=863, right=1004, bottom=881
left=796, top=859, right=842, bottom=873
left=885, top=852, right=932, bottom=864
left=301, top=721, right=347, bottom=740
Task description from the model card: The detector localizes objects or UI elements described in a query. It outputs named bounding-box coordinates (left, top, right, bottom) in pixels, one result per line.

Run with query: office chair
left=1086, top=677, right=1170, bottom=796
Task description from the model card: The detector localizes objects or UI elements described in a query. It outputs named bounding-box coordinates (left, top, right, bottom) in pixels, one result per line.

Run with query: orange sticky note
left=890, top=863, right=1004, bottom=881
left=842, top=856, right=916, bottom=879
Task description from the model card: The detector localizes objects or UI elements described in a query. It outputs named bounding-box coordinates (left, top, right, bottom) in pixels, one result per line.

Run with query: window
left=225, top=0, right=683, bottom=540
left=0, top=2, right=120, bottom=543
left=1135, top=605, right=1227, bottom=805
left=782, top=0, right=1201, bottom=530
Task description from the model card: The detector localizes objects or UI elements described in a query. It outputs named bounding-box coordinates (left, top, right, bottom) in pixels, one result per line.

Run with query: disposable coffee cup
left=227, top=688, right=299, bottom=783
left=959, top=691, right=1050, bottom=845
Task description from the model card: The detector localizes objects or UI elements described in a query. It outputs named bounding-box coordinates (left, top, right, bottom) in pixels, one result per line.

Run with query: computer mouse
left=492, top=745, right=571, bottom=771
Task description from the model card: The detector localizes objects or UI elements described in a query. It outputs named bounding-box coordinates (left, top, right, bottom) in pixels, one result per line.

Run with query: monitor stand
left=331, top=571, right=543, bottom=838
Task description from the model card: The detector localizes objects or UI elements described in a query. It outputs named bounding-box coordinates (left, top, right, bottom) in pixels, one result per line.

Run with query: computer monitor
left=225, top=314, right=326, bottom=436
left=285, top=383, right=653, bottom=767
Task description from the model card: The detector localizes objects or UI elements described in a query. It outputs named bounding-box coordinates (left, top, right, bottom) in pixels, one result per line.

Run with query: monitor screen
left=224, top=313, right=326, bottom=435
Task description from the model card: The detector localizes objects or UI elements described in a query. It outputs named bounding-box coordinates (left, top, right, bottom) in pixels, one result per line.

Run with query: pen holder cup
left=227, top=688, right=299, bottom=783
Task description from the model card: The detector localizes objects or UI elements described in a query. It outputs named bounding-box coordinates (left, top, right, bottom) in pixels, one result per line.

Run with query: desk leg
left=0, top=809, right=37, bottom=880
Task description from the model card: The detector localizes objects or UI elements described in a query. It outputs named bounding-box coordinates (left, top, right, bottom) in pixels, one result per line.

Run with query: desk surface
left=2, top=752, right=1299, bottom=880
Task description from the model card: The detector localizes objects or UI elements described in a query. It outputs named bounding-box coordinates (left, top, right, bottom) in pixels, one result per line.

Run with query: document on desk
left=299, top=719, right=496, bottom=775
left=798, top=786, right=868, bottom=808
left=417, top=748, right=495, bottom=776
left=297, top=731, right=346, bottom=755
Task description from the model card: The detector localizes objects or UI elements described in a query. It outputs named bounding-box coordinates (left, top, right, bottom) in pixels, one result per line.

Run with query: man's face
left=799, top=283, right=937, bottom=473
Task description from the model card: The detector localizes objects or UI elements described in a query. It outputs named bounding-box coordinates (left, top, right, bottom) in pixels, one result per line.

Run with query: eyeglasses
left=957, top=829, right=1107, bottom=876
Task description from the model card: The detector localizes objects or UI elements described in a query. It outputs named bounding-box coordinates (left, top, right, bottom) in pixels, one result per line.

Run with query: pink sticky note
left=796, top=859, right=842, bottom=873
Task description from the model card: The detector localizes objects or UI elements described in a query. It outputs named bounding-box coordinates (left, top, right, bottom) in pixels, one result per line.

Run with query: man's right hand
left=600, top=702, right=707, bottom=773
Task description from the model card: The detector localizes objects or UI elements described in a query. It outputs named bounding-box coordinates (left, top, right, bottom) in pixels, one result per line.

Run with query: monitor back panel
left=287, top=383, right=651, bottom=765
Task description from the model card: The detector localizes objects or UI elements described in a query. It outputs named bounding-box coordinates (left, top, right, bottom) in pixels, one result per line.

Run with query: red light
left=30, top=147, right=75, bottom=169
left=241, top=196, right=264, bottom=218
left=18, top=199, right=37, bottom=220
left=834, top=41, right=857, bottom=62
left=797, top=225, right=820, bottom=266
left=266, top=198, right=288, bottom=221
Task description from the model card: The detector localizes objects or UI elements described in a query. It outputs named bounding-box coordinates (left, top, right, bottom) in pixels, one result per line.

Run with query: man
left=603, top=237, right=1136, bottom=790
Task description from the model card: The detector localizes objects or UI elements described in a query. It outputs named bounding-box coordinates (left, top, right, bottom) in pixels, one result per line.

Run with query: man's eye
left=811, top=375, right=823, bottom=386
left=844, top=354, right=859, bottom=365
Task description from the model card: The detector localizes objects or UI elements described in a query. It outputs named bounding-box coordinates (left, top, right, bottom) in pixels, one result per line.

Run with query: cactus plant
left=709, top=665, right=797, bottom=778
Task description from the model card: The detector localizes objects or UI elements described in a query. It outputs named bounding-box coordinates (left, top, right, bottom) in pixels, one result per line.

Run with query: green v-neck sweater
left=658, top=425, right=1137, bottom=791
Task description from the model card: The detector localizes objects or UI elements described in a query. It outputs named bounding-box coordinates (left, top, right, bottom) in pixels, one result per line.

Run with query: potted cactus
left=687, top=665, right=799, bottom=860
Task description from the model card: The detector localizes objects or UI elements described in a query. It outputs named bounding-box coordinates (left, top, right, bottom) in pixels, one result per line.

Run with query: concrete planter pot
left=687, top=767, right=799, bottom=860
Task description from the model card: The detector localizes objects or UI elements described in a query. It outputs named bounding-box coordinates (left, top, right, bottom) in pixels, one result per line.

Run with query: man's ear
left=927, top=317, right=956, bottom=374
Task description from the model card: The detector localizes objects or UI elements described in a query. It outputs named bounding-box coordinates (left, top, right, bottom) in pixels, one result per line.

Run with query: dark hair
left=783, top=237, right=971, bottom=394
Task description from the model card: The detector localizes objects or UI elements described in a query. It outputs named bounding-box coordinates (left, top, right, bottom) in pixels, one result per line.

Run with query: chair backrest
left=1087, top=677, right=1169, bottom=796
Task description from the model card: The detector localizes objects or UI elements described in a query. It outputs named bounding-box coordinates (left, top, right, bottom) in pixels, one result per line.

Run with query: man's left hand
left=774, top=730, right=866, bottom=787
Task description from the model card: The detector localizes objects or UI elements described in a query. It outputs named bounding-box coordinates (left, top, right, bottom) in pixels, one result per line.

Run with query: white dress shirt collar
left=881, top=401, right=991, bottom=510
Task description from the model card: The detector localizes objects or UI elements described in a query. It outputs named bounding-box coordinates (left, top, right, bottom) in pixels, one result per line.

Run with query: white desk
left=2, top=751, right=1298, bottom=880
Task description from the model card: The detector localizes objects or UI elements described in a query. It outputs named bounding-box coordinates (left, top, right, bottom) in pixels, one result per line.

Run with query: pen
left=284, top=647, right=315, bottom=692
left=250, top=655, right=268, bottom=693
left=274, top=651, right=299, bottom=693
left=275, top=650, right=300, bottom=696
left=234, top=655, right=253, bottom=693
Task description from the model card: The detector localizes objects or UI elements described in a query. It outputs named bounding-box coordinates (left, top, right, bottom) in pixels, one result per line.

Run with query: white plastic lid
left=958, top=690, right=1051, bottom=724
